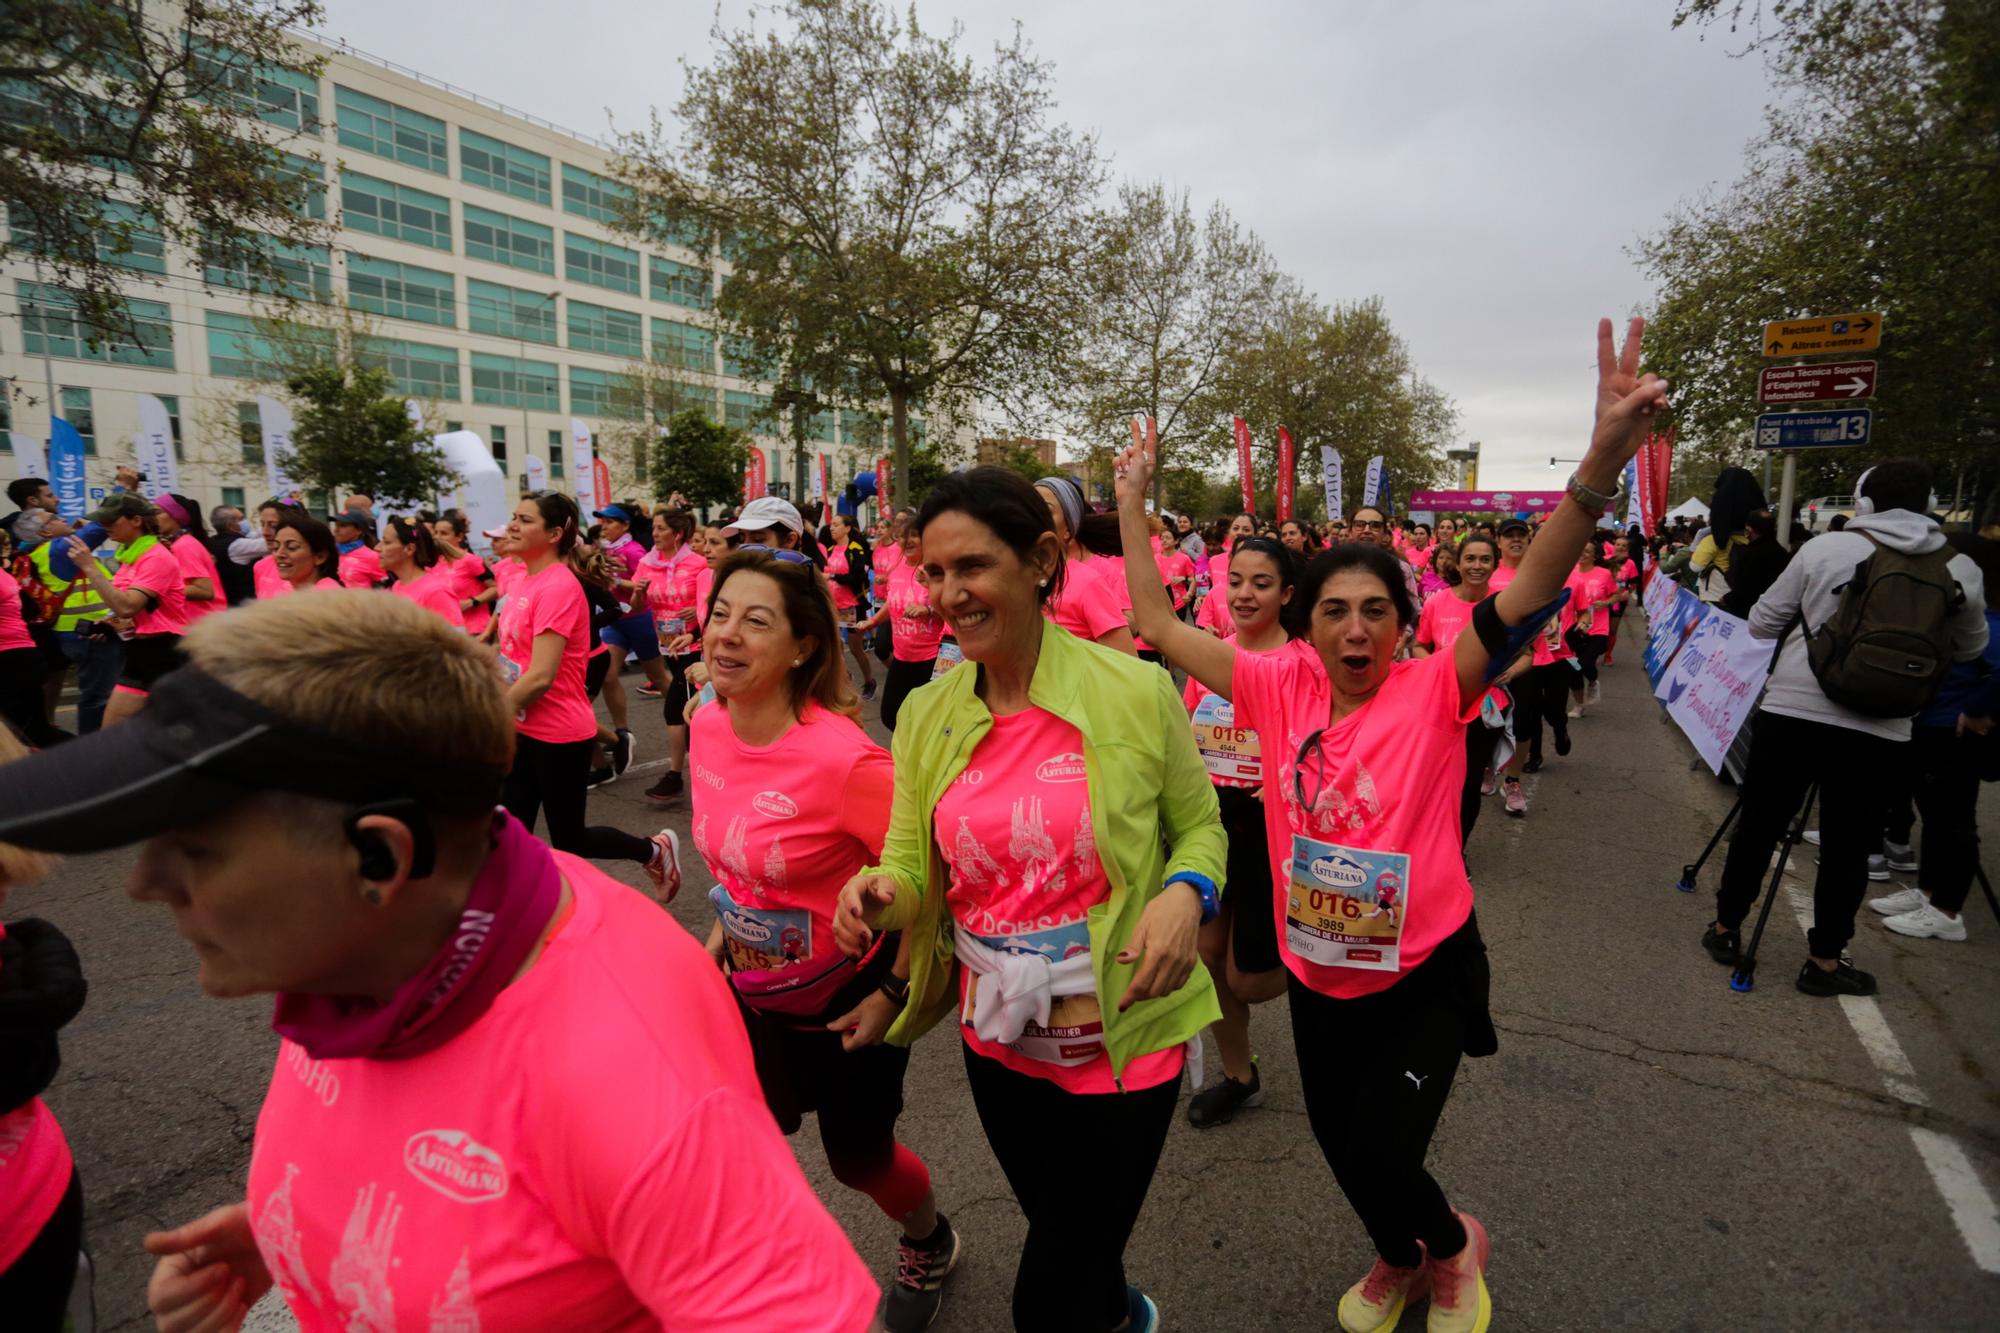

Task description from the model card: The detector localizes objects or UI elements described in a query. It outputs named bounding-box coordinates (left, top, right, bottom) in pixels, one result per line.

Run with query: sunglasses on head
left=741, top=543, right=812, bottom=565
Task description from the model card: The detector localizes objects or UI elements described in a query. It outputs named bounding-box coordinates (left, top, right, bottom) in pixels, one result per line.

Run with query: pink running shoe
left=1502, top=779, right=1526, bottom=817
left=644, top=828, right=682, bottom=903
left=1478, top=767, right=1497, bottom=797
left=1337, top=1248, right=1428, bottom=1332
left=1424, top=1211, right=1491, bottom=1332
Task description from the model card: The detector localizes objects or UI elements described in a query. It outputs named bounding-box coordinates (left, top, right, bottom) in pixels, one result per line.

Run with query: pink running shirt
left=1157, top=549, right=1195, bottom=611
left=1231, top=641, right=1480, bottom=999
left=689, top=703, right=893, bottom=982
left=338, top=545, right=383, bottom=589
left=116, top=539, right=189, bottom=636
left=933, top=707, right=1182, bottom=1094
left=1568, top=566, right=1619, bottom=636
left=169, top=533, right=227, bottom=621
left=1195, top=584, right=1230, bottom=634
left=1041, top=556, right=1127, bottom=643
left=253, top=555, right=284, bottom=599
left=641, top=544, right=705, bottom=648
left=1487, top=562, right=1518, bottom=591
left=498, top=563, right=596, bottom=743
left=883, top=561, right=943, bottom=662
left=0, top=1099, right=73, bottom=1272
left=1415, top=590, right=1477, bottom=655
left=246, top=857, right=879, bottom=1333
left=437, top=552, right=492, bottom=634
left=391, top=571, right=467, bottom=630
left=0, top=569, right=33, bottom=652
left=1183, top=635, right=1279, bottom=790
left=824, top=543, right=860, bottom=612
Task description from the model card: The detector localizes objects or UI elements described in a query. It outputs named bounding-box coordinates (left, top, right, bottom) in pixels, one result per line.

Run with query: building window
left=207, top=312, right=330, bottom=381
left=221, top=486, right=246, bottom=510
left=190, top=41, right=320, bottom=132
left=651, top=318, right=714, bottom=373
left=461, top=129, right=550, bottom=205
left=0, top=394, right=10, bottom=434
left=724, top=389, right=769, bottom=434
left=471, top=352, right=560, bottom=411
left=20, top=281, right=173, bottom=369
left=346, top=253, right=456, bottom=327
left=570, top=366, right=637, bottom=419
left=811, top=411, right=836, bottom=443
left=560, top=163, right=630, bottom=225
left=157, top=394, right=185, bottom=461
left=649, top=256, right=710, bottom=310
left=547, top=429, right=565, bottom=479
left=237, top=401, right=263, bottom=464
left=341, top=171, right=451, bottom=251
left=567, top=300, right=642, bottom=358
left=467, top=280, right=557, bottom=343
left=841, top=410, right=881, bottom=451
left=446, top=420, right=462, bottom=433
left=666, top=383, right=717, bottom=419
left=335, top=85, right=448, bottom=174
left=357, top=338, right=460, bottom=400
left=8, top=199, right=166, bottom=274
left=491, top=424, right=507, bottom=476
left=60, top=387, right=95, bottom=455
left=463, top=205, right=554, bottom=275
left=202, top=234, right=333, bottom=300
left=564, top=233, right=640, bottom=295
left=724, top=334, right=771, bottom=381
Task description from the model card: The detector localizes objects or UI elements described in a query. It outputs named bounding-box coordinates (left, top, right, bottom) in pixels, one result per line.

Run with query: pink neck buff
left=272, top=811, right=562, bottom=1061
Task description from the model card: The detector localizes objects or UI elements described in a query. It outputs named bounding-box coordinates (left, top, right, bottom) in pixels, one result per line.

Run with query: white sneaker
left=1870, top=887, right=1927, bottom=917
left=1567, top=699, right=1583, bottom=719
left=1884, top=841, right=1918, bottom=872
left=1802, top=829, right=1822, bottom=846
left=1588, top=680, right=1602, bottom=705
left=1883, top=902, right=1967, bottom=942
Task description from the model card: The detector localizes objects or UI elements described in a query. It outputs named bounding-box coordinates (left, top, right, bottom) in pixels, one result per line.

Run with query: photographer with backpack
left=1701, top=461, right=1988, bottom=996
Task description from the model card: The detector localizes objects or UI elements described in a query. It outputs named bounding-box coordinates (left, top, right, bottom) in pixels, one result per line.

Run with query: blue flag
left=50, top=417, right=87, bottom=520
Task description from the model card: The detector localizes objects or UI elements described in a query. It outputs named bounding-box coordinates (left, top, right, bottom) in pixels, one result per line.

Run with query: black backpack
left=1801, top=535, right=1962, bottom=718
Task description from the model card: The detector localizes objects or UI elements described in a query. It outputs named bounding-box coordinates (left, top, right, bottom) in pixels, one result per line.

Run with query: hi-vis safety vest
left=25, top=541, right=112, bottom=633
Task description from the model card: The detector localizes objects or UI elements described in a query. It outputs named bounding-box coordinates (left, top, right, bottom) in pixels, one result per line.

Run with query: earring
left=1037, top=578, right=1047, bottom=587
left=792, top=658, right=802, bottom=667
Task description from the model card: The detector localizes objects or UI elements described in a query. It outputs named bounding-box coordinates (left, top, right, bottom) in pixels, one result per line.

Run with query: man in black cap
left=1492, top=518, right=1530, bottom=590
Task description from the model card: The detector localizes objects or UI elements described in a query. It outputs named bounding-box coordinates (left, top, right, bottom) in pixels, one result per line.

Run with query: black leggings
left=1460, top=719, right=1495, bottom=848
left=502, top=734, right=654, bottom=862
left=1517, top=662, right=1574, bottom=762
left=0, top=646, right=65, bottom=747
left=1288, top=918, right=1493, bottom=1270
left=880, top=655, right=935, bottom=732
left=1567, top=631, right=1608, bottom=685
left=0, top=1165, right=84, bottom=1332
left=964, top=1045, right=1179, bottom=1331
left=1218, top=785, right=1279, bottom=973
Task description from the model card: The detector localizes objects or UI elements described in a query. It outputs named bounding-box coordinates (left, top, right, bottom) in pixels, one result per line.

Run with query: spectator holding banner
left=1702, top=462, right=1988, bottom=996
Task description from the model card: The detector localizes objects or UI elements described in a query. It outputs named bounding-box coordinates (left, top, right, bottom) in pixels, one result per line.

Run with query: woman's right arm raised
left=1113, top=418, right=1238, bottom=699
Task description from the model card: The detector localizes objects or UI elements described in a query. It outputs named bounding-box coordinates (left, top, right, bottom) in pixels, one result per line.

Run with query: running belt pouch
left=0, top=919, right=88, bottom=1114
left=730, top=931, right=891, bottom=1020
left=1804, top=537, right=1960, bottom=718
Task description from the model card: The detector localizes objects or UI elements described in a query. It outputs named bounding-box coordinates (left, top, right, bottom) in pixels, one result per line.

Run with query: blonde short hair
left=180, top=590, right=515, bottom=772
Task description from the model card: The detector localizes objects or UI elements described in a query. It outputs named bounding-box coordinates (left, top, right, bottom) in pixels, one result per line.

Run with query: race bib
left=710, top=884, right=812, bottom=973
left=959, top=923, right=1103, bottom=1066
left=498, top=654, right=522, bottom=685
left=1191, top=694, right=1260, bottom=783
left=931, top=638, right=965, bottom=681
left=690, top=681, right=717, bottom=715
left=656, top=614, right=688, bottom=640
left=1283, top=833, right=1410, bottom=972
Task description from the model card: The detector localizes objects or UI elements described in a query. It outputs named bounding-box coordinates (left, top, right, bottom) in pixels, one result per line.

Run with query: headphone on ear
left=343, top=800, right=439, bottom=886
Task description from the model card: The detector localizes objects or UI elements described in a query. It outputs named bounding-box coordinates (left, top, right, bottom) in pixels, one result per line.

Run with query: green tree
left=1641, top=0, right=2000, bottom=504
left=283, top=363, right=456, bottom=507
left=652, top=409, right=751, bottom=512
left=1, top=1, right=330, bottom=342
left=1065, top=181, right=1277, bottom=504
left=614, top=0, right=1103, bottom=512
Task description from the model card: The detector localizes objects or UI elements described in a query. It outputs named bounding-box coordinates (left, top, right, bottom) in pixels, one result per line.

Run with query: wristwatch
left=1565, top=470, right=1624, bottom=518
left=1166, top=872, right=1221, bottom=926
left=878, top=972, right=911, bottom=1005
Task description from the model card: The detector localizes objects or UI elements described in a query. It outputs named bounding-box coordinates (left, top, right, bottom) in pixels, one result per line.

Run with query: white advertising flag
left=524, top=454, right=548, bottom=491
left=570, top=418, right=596, bottom=516
left=134, top=393, right=179, bottom=498
left=255, top=394, right=301, bottom=501
left=1362, top=455, right=1386, bottom=510
left=8, top=432, right=46, bottom=481
left=1319, top=446, right=1343, bottom=519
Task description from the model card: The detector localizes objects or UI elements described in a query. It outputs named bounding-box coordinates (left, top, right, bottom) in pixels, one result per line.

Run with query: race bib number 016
left=710, top=884, right=812, bottom=973
left=931, top=638, right=965, bottom=682
left=1284, top=833, right=1410, bottom=972
left=1191, top=694, right=1260, bottom=783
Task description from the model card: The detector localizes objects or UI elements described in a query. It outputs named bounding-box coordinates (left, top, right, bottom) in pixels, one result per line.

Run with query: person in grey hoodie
left=1700, top=460, right=1988, bottom=997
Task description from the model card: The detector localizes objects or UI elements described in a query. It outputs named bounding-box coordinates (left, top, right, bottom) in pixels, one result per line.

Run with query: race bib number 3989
left=1284, top=833, right=1410, bottom=972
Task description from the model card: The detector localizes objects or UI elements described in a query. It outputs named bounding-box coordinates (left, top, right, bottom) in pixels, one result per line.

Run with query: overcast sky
left=321, top=0, right=1775, bottom=490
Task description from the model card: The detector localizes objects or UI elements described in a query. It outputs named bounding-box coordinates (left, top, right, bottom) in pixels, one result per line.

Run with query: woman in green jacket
left=834, top=466, right=1226, bottom=1333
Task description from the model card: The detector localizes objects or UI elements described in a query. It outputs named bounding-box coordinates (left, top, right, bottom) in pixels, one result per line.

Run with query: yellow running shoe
left=1425, top=1211, right=1491, bottom=1333
left=1337, top=1251, right=1428, bottom=1332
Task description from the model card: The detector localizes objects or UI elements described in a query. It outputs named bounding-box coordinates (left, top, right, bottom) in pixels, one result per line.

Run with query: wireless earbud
left=342, top=800, right=439, bottom=886
left=353, top=835, right=398, bottom=884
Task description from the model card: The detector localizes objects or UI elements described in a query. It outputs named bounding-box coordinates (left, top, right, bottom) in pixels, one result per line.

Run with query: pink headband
left=154, top=494, right=190, bottom=525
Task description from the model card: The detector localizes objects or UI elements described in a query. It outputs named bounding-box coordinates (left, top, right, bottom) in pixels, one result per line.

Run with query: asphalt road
left=19, top=641, right=2000, bottom=1331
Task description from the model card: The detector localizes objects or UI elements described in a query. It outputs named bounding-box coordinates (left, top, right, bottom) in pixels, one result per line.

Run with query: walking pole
left=1973, top=830, right=2000, bottom=929
left=1731, top=783, right=1818, bottom=994
left=1678, top=792, right=1744, bottom=893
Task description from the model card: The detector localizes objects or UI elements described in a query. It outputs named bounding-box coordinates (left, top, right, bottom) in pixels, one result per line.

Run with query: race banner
left=256, top=395, right=301, bottom=503
left=1637, top=429, right=1674, bottom=535
left=7, top=431, right=45, bottom=481
left=1643, top=584, right=1706, bottom=689
left=1320, top=446, right=1343, bottom=518
left=134, top=393, right=178, bottom=499
left=1407, top=489, right=1566, bottom=512
left=49, top=417, right=86, bottom=520
left=1361, top=456, right=1386, bottom=510
left=1622, top=455, right=1641, bottom=531
left=1655, top=607, right=1773, bottom=774
left=1275, top=427, right=1296, bottom=521
left=1642, top=555, right=1679, bottom=621
left=592, top=456, right=612, bottom=509
left=877, top=455, right=891, bottom=513
left=570, top=419, right=597, bottom=519
left=523, top=455, right=548, bottom=491
left=1232, top=417, right=1254, bottom=514
left=813, top=452, right=828, bottom=502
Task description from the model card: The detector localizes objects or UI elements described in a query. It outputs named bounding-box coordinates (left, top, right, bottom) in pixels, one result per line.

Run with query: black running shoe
left=883, top=1215, right=960, bottom=1333
left=586, top=765, right=615, bottom=789
left=1186, top=1059, right=1263, bottom=1128
left=1554, top=730, right=1572, bottom=757
left=1701, top=925, right=1741, bottom=966
left=612, top=728, right=634, bottom=778
left=645, top=770, right=685, bottom=807
left=1522, top=755, right=1544, bottom=774
left=1796, top=956, right=1878, bottom=997
left=862, top=678, right=878, bottom=701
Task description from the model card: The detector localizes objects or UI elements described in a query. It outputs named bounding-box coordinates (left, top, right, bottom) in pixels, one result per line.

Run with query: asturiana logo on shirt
left=752, top=790, right=798, bottom=819
left=404, top=1129, right=509, bottom=1204
left=1309, top=853, right=1368, bottom=892
left=1035, top=752, right=1088, bottom=783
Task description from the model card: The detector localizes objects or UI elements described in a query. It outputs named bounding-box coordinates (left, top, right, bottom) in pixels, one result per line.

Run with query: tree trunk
left=890, top=387, right=910, bottom=516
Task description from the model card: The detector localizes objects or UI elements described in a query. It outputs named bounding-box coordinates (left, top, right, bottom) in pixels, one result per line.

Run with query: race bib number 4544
left=1284, top=834, right=1410, bottom=972
left=1191, top=694, right=1260, bottom=783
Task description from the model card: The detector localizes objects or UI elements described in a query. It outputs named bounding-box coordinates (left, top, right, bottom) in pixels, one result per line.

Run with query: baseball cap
left=592, top=504, right=634, bottom=524
left=85, top=493, right=157, bottom=527
left=1497, top=518, right=1531, bottom=536
left=329, top=510, right=370, bottom=529
left=0, top=667, right=504, bottom=854
left=722, top=496, right=803, bottom=536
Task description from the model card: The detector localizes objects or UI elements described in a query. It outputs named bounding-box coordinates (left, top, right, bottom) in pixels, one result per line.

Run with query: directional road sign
left=1762, top=312, right=1882, bottom=357
left=1757, top=360, right=1878, bottom=404
left=1753, top=409, right=1873, bottom=450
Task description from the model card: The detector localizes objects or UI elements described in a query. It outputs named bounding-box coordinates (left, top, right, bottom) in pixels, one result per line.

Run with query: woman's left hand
left=1116, top=882, right=1202, bottom=1011
left=1587, top=317, right=1670, bottom=470
left=827, top=988, right=900, bottom=1051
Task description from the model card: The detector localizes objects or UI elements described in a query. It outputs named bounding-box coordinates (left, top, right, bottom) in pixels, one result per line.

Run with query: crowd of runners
left=0, top=315, right=1983, bottom=1332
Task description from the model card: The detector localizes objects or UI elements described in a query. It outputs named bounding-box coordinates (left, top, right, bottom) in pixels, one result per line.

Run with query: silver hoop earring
left=1037, top=578, right=1047, bottom=588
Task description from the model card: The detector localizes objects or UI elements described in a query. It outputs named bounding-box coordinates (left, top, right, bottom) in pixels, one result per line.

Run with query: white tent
left=1665, top=497, right=1710, bottom=521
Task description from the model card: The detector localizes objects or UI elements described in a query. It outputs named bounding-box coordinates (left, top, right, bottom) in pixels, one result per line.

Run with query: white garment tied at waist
left=952, top=925, right=1095, bottom=1045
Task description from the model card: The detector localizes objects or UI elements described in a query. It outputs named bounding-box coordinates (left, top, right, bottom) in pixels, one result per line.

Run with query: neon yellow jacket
left=869, top=618, right=1226, bottom=1081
